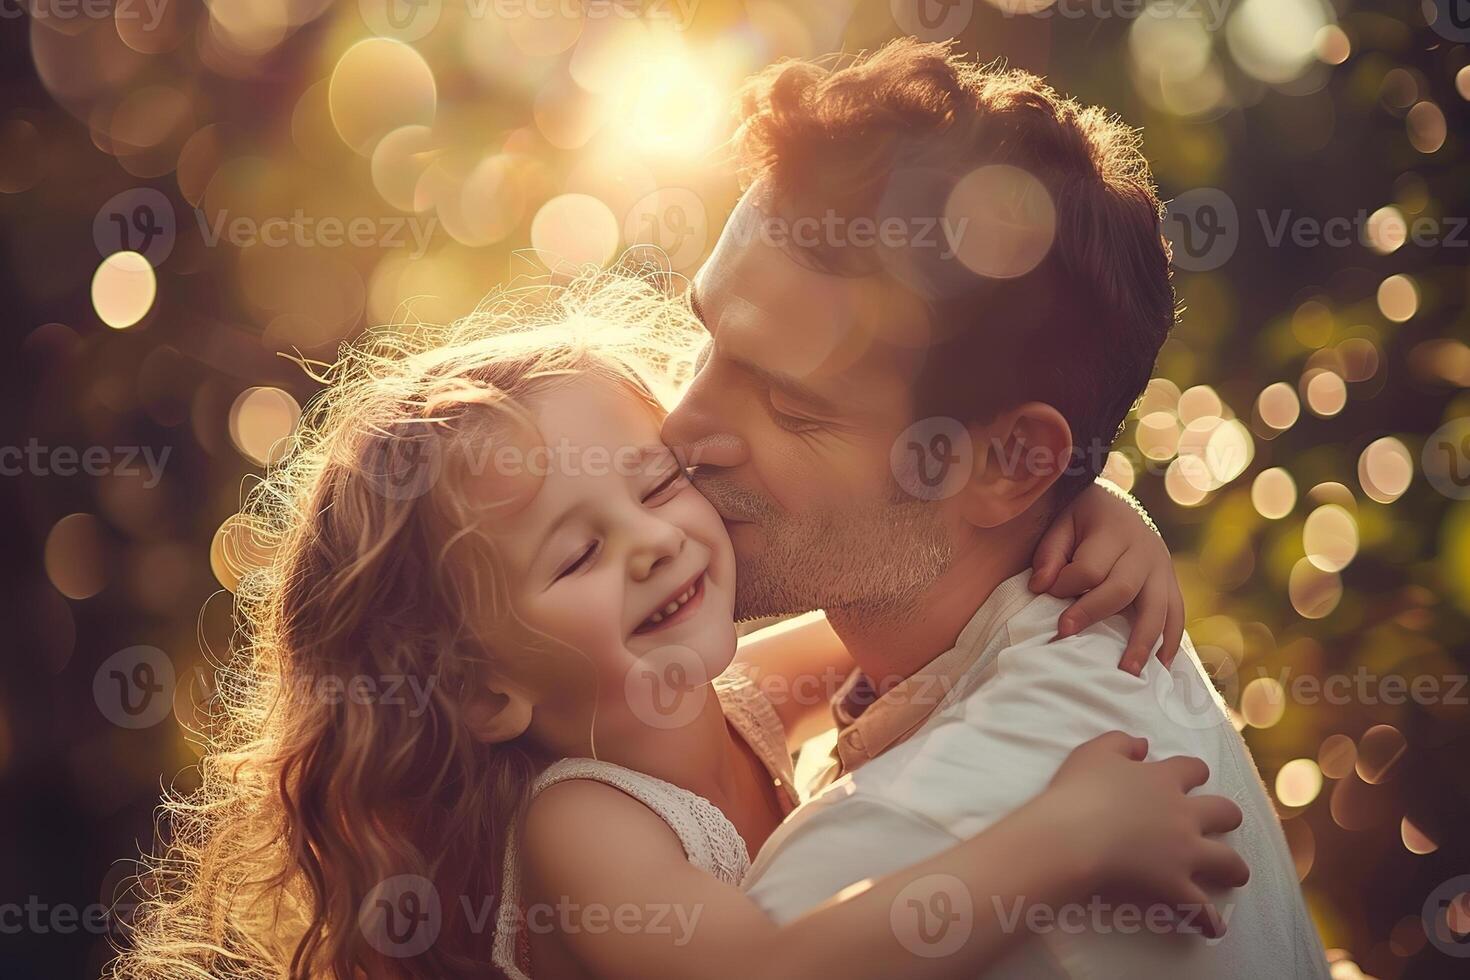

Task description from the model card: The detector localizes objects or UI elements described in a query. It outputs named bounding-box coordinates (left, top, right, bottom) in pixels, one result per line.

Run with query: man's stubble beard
left=692, top=473, right=956, bottom=629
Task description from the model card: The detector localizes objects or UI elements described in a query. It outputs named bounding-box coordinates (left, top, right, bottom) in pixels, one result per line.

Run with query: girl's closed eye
left=642, top=464, right=687, bottom=504
left=555, top=542, right=599, bottom=581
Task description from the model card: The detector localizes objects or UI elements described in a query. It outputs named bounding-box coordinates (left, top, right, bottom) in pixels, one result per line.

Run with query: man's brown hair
left=733, top=38, right=1176, bottom=502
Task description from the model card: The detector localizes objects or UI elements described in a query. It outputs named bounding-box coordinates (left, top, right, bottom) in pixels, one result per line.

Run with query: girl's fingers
left=1057, top=577, right=1140, bottom=639
left=1029, top=512, right=1077, bottom=593
left=1049, top=536, right=1123, bottom=597
left=1079, top=730, right=1149, bottom=761
left=1160, top=582, right=1186, bottom=669
left=1119, top=574, right=1168, bottom=674
left=1155, top=755, right=1211, bottom=791
left=1190, top=794, right=1244, bottom=835
left=1193, top=840, right=1251, bottom=889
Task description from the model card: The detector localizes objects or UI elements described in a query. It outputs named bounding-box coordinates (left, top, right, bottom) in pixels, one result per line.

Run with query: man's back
left=742, top=579, right=1329, bottom=978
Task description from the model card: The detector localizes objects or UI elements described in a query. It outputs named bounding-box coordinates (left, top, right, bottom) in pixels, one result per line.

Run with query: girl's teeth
left=642, top=578, right=700, bottom=630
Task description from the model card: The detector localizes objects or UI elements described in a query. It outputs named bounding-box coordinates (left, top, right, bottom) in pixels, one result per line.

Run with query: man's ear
left=957, top=402, right=1073, bottom=529
left=463, top=684, right=533, bottom=743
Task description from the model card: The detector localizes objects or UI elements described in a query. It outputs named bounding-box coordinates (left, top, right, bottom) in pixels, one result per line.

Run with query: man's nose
left=661, top=372, right=749, bottom=471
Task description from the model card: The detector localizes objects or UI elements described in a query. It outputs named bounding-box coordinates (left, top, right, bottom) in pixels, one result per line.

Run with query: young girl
left=113, top=273, right=1244, bottom=980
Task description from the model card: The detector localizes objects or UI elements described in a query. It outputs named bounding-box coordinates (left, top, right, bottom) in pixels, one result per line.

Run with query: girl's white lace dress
left=490, top=669, right=797, bottom=980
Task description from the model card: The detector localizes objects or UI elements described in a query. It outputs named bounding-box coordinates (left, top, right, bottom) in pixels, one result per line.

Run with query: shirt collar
left=823, top=572, right=1037, bottom=781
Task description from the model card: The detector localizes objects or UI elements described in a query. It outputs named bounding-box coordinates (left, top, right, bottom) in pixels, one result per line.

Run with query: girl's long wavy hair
left=109, top=270, right=704, bottom=979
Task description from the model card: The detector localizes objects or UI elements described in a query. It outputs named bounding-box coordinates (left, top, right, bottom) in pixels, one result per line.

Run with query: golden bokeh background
left=2, top=1, right=1469, bottom=977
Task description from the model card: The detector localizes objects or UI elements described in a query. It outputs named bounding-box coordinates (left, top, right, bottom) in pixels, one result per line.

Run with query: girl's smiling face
left=467, top=371, right=738, bottom=755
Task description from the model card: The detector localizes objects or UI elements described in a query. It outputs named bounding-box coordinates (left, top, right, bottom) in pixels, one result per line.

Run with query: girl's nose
left=626, top=514, right=686, bottom=582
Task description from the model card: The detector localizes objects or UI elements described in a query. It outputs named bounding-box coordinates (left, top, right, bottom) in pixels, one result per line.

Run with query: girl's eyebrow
left=535, top=506, right=577, bottom=561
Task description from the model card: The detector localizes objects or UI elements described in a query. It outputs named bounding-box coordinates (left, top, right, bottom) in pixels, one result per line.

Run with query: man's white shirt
left=742, top=573, right=1330, bottom=979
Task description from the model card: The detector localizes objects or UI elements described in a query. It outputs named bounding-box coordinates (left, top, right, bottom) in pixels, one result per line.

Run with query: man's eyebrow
left=688, top=281, right=841, bottom=414
left=730, top=352, right=841, bottom=415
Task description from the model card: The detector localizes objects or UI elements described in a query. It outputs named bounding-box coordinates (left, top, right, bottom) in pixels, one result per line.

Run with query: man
left=660, top=38, right=1328, bottom=977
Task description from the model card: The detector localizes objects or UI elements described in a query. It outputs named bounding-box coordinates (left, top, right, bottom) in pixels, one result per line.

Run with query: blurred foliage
left=2, top=0, right=1468, bottom=977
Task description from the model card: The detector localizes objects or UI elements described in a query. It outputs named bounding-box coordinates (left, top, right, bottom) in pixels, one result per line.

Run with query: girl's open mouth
left=632, top=571, right=706, bottom=636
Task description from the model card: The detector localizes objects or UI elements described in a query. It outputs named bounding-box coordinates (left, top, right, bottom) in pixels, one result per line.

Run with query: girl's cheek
left=553, top=580, right=626, bottom=655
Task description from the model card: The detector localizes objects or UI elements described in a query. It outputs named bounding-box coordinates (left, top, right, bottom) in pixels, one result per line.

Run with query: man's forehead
left=696, top=194, right=930, bottom=387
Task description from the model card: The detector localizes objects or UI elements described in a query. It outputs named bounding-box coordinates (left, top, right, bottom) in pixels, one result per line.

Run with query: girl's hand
left=1045, top=731, right=1249, bottom=939
left=1029, top=480, right=1184, bottom=675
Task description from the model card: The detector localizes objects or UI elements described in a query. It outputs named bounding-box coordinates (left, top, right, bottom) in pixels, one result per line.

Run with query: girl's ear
left=463, top=686, right=533, bottom=743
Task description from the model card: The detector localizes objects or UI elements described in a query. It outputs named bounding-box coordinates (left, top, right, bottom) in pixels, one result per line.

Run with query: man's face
left=660, top=192, right=957, bottom=623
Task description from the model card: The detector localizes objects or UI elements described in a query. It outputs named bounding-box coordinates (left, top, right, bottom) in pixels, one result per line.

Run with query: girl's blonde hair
left=110, top=270, right=705, bottom=979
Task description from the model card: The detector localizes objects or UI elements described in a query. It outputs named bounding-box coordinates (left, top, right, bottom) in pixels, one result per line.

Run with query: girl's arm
left=733, top=479, right=1184, bottom=747
left=519, top=732, right=1246, bottom=980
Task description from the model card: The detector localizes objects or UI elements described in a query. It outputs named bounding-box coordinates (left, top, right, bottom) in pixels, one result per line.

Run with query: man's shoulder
left=999, top=588, right=1132, bottom=653
left=808, top=620, right=1240, bottom=832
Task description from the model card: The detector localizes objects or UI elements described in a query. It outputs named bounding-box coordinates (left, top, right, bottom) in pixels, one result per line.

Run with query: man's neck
left=825, top=531, right=1034, bottom=696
